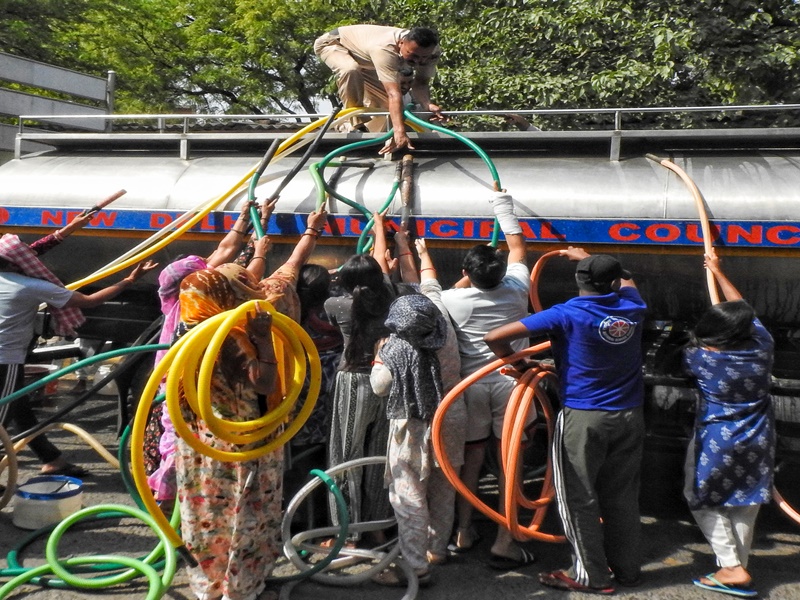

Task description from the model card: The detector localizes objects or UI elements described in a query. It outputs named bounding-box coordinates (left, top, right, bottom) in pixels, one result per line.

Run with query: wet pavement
left=1, top=382, right=800, bottom=599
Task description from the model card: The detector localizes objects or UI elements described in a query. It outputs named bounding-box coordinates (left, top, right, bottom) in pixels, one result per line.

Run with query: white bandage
left=489, top=192, right=521, bottom=235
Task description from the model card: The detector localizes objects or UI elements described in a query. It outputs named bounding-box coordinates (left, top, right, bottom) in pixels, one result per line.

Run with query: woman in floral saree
left=174, top=265, right=281, bottom=600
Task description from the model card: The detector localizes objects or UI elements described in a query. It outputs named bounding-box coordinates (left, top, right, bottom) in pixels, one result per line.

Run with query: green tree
left=2, top=0, right=798, bottom=126
left=57, top=0, right=388, bottom=114
left=391, top=0, right=800, bottom=129
left=0, top=0, right=90, bottom=64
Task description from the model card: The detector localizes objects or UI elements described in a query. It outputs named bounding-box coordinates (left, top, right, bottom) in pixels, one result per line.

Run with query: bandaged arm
left=489, top=192, right=521, bottom=235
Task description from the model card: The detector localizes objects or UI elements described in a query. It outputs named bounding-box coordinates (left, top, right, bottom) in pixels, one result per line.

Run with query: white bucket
left=94, top=364, right=118, bottom=396
left=12, top=475, right=83, bottom=530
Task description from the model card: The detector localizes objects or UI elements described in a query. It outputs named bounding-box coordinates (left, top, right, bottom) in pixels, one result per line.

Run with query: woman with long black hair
left=684, top=248, right=775, bottom=599
left=324, top=253, right=412, bottom=539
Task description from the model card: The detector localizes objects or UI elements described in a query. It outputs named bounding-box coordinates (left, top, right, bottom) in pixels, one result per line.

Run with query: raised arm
left=206, top=201, right=255, bottom=267
left=704, top=247, right=742, bottom=302
left=394, top=228, right=418, bottom=284
left=282, top=208, right=329, bottom=272
left=65, top=260, right=159, bottom=309
left=490, top=192, right=526, bottom=265
left=560, top=246, right=638, bottom=290
left=371, top=211, right=391, bottom=275
left=29, top=212, right=94, bottom=256
left=246, top=236, right=271, bottom=281
left=415, top=237, right=443, bottom=285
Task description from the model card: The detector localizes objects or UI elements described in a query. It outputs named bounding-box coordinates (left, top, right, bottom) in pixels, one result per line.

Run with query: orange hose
left=773, top=487, right=800, bottom=524
left=529, top=250, right=563, bottom=312
left=502, top=369, right=562, bottom=542
left=431, top=249, right=576, bottom=544
left=431, top=342, right=565, bottom=543
left=646, top=155, right=719, bottom=304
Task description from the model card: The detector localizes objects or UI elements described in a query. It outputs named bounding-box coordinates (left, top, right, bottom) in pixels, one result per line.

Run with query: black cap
left=575, top=255, right=631, bottom=290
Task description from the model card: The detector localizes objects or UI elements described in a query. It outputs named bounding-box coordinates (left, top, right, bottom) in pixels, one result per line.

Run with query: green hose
left=355, top=178, right=401, bottom=255
left=44, top=504, right=177, bottom=591
left=311, top=131, right=394, bottom=213
left=0, top=504, right=176, bottom=599
left=0, top=556, right=163, bottom=600
left=403, top=109, right=503, bottom=247
left=118, top=418, right=146, bottom=510
left=248, top=138, right=282, bottom=239
left=267, top=468, right=349, bottom=583
left=3, top=511, right=170, bottom=584
left=311, top=113, right=505, bottom=249
left=0, top=344, right=169, bottom=408
left=403, top=110, right=501, bottom=187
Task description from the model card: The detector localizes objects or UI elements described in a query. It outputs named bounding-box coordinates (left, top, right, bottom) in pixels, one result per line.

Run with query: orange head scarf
left=214, top=263, right=265, bottom=303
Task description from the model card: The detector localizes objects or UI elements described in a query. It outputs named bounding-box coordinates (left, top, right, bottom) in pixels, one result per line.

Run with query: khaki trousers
left=314, top=32, right=390, bottom=131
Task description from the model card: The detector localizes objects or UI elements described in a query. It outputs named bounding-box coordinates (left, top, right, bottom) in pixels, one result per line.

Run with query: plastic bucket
left=94, top=364, right=119, bottom=396
left=12, top=475, right=83, bottom=530
left=23, top=364, right=59, bottom=396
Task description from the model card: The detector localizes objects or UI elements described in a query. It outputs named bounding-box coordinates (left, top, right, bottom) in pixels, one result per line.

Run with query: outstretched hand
left=260, top=198, right=279, bottom=223
left=704, top=247, right=722, bottom=273
left=252, top=235, right=271, bottom=257
left=560, top=246, right=590, bottom=262
left=61, top=212, right=95, bottom=236
left=127, top=260, right=159, bottom=281
left=246, top=303, right=273, bottom=340
left=427, top=103, right=448, bottom=124
left=307, top=208, right=328, bottom=233
left=379, top=131, right=414, bottom=155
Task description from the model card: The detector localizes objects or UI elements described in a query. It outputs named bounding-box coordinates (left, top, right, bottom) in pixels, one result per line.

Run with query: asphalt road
left=1, top=381, right=800, bottom=599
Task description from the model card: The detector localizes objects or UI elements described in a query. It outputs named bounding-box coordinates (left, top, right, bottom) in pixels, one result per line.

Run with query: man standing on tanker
left=485, top=248, right=646, bottom=594
left=313, top=24, right=445, bottom=154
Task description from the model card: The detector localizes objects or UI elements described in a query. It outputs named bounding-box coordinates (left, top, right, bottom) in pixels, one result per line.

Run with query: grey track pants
left=552, top=406, right=645, bottom=588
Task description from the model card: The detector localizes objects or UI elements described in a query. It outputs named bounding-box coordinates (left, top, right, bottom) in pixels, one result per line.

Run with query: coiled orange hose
left=431, top=342, right=565, bottom=543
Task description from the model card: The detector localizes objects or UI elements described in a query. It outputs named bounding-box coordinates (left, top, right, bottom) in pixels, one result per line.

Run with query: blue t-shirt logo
left=598, top=316, right=636, bottom=345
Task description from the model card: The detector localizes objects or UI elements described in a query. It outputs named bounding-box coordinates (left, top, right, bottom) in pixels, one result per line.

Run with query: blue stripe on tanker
left=2, top=207, right=799, bottom=248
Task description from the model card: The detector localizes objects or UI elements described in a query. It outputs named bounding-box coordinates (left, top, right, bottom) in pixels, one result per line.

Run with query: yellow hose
left=0, top=422, right=120, bottom=471
left=131, top=300, right=320, bottom=551
left=193, top=310, right=305, bottom=441
left=0, top=424, right=18, bottom=510
left=65, top=108, right=365, bottom=291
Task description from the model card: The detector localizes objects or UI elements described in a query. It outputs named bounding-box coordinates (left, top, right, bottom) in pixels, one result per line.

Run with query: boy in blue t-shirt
left=485, top=247, right=647, bottom=594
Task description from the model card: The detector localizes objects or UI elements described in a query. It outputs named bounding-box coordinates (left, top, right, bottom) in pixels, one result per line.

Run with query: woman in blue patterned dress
left=683, top=248, right=775, bottom=598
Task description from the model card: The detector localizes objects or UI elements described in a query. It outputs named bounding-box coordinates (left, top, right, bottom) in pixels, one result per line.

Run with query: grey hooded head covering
left=380, top=294, right=447, bottom=420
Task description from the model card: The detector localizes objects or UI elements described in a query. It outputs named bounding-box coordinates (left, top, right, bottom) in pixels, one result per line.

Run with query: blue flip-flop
left=692, top=574, right=758, bottom=598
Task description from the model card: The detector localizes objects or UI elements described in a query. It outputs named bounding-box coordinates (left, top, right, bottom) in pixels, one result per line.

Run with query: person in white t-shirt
left=440, top=192, right=536, bottom=570
left=0, top=251, right=157, bottom=477
left=314, top=24, right=446, bottom=154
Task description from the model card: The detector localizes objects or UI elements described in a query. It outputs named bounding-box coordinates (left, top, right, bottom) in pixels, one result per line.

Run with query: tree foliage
left=1, top=0, right=798, bottom=126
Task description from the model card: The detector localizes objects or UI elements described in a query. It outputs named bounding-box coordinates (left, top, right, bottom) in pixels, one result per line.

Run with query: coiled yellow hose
left=130, top=300, right=320, bottom=552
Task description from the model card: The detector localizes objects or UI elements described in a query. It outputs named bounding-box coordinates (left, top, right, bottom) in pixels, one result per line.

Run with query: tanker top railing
left=15, top=103, right=800, bottom=161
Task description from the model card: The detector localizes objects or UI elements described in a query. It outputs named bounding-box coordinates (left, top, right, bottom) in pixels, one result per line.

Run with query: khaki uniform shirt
left=335, top=24, right=439, bottom=84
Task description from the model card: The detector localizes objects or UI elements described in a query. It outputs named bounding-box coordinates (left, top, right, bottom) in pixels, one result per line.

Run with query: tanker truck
left=2, top=108, right=800, bottom=468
